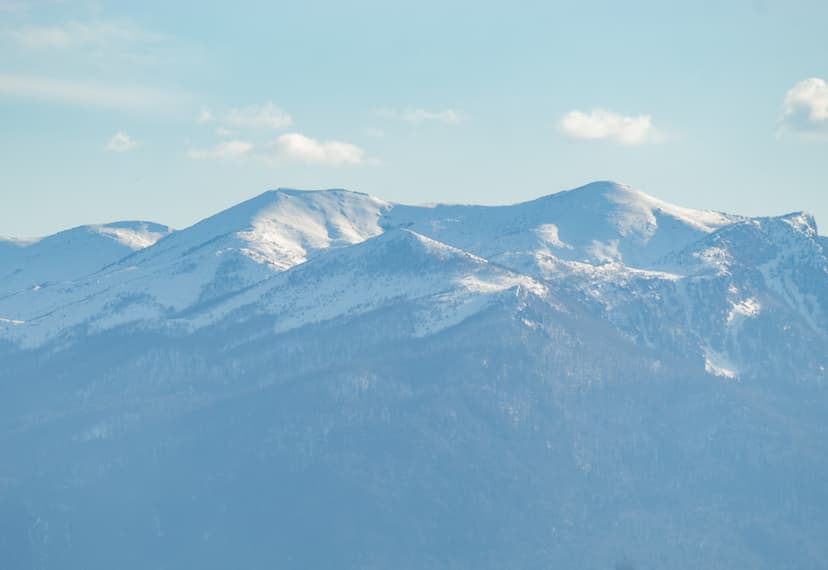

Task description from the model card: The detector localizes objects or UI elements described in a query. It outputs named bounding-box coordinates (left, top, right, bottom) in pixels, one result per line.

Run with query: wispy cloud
left=225, top=102, right=292, bottom=129
left=106, top=132, right=136, bottom=152
left=197, top=107, right=213, bottom=124
left=2, top=18, right=198, bottom=71
left=187, top=133, right=366, bottom=166
left=0, top=73, right=188, bottom=112
left=559, top=109, right=659, bottom=145
left=4, top=20, right=166, bottom=50
left=273, top=133, right=364, bottom=165
left=378, top=108, right=463, bottom=124
left=780, top=78, right=828, bottom=136
left=187, top=140, right=255, bottom=160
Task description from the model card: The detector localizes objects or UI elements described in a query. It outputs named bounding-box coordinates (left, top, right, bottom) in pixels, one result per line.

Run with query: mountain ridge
left=0, top=181, right=825, bottom=380
left=2, top=181, right=828, bottom=570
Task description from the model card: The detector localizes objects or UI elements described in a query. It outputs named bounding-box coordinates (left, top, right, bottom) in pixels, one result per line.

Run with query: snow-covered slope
left=178, top=228, right=548, bottom=338
left=655, top=211, right=828, bottom=378
left=0, top=182, right=825, bottom=383
left=0, top=190, right=391, bottom=345
left=130, top=188, right=390, bottom=272
left=369, top=184, right=825, bottom=381
left=0, top=221, right=172, bottom=297
left=384, top=181, right=740, bottom=269
left=499, top=210, right=828, bottom=380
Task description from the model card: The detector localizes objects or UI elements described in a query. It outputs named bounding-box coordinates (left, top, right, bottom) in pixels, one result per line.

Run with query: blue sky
left=1, top=0, right=827, bottom=237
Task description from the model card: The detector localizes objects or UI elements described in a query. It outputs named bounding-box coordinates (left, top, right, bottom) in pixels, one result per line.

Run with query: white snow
left=0, top=180, right=824, bottom=386
left=0, top=221, right=173, bottom=298
left=704, top=348, right=739, bottom=379
left=727, top=297, right=761, bottom=325
left=93, top=222, right=174, bottom=250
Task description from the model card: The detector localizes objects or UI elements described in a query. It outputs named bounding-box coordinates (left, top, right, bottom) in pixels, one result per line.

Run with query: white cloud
left=4, top=20, right=165, bottom=50
left=274, top=133, right=364, bottom=165
left=106, top=132, right=136, bottom=152
left=0, top=73, right=187, bottom=111
left=197, top=106, right=213, bottom=123
left=188, top=140, right=255, bottom=160
left=559, top=109, right=659, bottom=145
left=225, top=102, right=292, bottom=129
left=781, top=78, right=828, bottom=135
left=379, top=108, right=463, bottom=124
left=187, top=132, right=365, bottom=166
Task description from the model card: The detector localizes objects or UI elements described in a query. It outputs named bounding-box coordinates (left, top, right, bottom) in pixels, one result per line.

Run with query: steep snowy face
left=0, top=227, right=547, bottom=348
left=179, top=228, right=549, bottom=338
left=113, top=188, right=393, bottom=304
left=373, top=183, right=825, bottom=381
left=0, top=190, right=393, bottom=346
left=536, top=211, right=828, bottom=380
left=384, top=181, right=739, bottom=269
left=134, top=188, right=391, bottom=271
left=0, top=221, right=173, bottom=297
left=0, top=190, right=374, bottom=346
left=663, top=212, right=822, bottom=274
left=677, top=213, right=828, bottom=351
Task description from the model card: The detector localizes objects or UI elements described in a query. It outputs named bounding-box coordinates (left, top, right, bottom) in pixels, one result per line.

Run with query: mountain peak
left=1, top=220, right=173, bottom=250
left=559, top=179, right=635, bottom=196
left=85, top=221, right=174, bottom=250
left=0, top=220, right=174, bottom=296
left=126, top=186, right=392, bottom=278
left=779, top=211, right=818, bottom=236
left=204, top=187, right=389, bottom=230
left=533, top=180, right=647, bottom=205
left=267, top=187, right=374, bottom=198
left=554, top=181, right=737, bottom=234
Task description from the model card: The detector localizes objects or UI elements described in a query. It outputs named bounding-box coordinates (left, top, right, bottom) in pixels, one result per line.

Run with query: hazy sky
left=1, top=0, right=827, bottom=237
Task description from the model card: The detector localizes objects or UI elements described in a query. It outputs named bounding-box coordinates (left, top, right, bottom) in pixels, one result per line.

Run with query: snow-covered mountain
left=2, top=181, right=823, bottom=381
left=1, top=182, right=827, bottom=570
left=0, top=190, right=389, bottom=346
left=385, top=181, right=741, bottom=269
left=0, top=221, right=172, bottom=298
left=174, top=227, right=549, bottom=338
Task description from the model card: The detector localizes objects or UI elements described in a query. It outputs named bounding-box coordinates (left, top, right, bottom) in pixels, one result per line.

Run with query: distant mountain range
left=1, top=182, right=826, bottom=569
